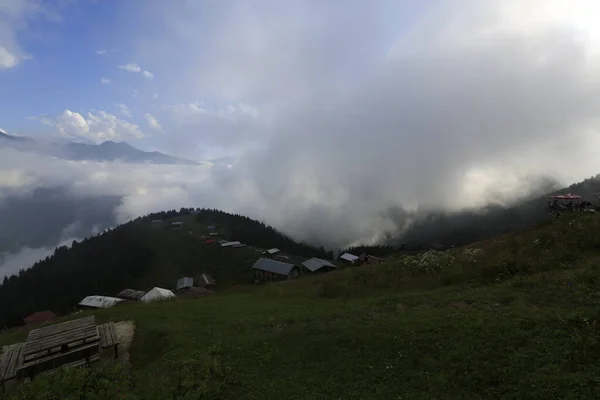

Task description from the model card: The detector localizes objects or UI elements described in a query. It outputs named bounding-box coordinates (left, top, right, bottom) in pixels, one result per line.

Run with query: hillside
left=2, top=211, right=600, bottom=398
left=396, top=174, right=600, bottom=247
left=0, top=208, right=332, bottom=329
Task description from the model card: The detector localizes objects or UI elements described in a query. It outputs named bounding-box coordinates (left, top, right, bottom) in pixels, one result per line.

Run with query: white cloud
left=38, top=109, right=143, bottom=143
left=113, top=0, right=600, bottom=236
left=0, top=46, right=21, bottom=69
left=153, top=92, right=159, bottom=99
left=0, top=0, right=73, bottom=71
left=118, top=63, right=142, bottom=73
left=145, top=113, right=162, bottom=131
left=100, top=77, right=111, bottom=84
left=116, top=103, right=131, bottom=117
left=158, top=102, right=261, bottom=154
left=117, top=63, right=154, bottom=79
left=9, top=0, right=600, bottom=256
left=96, top=48, right=116, bottom=55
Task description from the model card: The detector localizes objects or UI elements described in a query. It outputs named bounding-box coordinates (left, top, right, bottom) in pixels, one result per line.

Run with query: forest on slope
left=396, top=175, right=600, bottom=247
left=0, top=208, right=331, bottom=330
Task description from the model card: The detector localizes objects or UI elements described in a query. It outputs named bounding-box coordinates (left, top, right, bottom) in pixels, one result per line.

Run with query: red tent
left=549, top=193, right=582, bottom=200
left=24, top=311, right=57, bottom=325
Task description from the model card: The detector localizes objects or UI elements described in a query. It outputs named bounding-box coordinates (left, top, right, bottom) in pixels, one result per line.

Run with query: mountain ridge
left=0, top=131, right=199, bottom=165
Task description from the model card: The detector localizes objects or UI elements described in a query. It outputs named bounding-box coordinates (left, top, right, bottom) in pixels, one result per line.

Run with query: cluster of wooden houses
left=249, top=248, right=383, bottom=283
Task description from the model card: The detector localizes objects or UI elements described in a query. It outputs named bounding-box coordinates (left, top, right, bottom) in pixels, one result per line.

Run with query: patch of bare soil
left=114, top=320, right=135, bottom=365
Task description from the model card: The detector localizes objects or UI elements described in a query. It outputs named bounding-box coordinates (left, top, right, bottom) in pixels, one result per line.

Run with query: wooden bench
left=0, top=343, right=24, bottom=392
left=17, top=316, right=100, bottom=381
left=98, top=322, right=119, bottom=359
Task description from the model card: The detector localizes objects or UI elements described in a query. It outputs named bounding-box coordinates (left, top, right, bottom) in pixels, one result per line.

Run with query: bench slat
left=109, top=322, right=117, bottom=346
left=98, top=322, right=118, bottom=348
left=1, top=343, right=24, bottom=381
left=98, top=325, right=106, bottom=348
left=107, top=324, right=114, bottom=347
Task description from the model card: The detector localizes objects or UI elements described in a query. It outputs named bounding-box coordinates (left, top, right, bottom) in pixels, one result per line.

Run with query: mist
left=4, top=0, right=600, bottom=275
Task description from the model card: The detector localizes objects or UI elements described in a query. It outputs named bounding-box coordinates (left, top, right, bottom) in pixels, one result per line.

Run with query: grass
left=3, top=213, right=600, bottom=399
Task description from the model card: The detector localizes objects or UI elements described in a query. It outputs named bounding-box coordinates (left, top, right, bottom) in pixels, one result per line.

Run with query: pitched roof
left=141, top=287, right=176, bottom=303
left=340, top=253, right=359, bottom=262
left=117, top=289, right=146, bottom=300
left=302, top=257, right=337, bottom=272
left=176, top=277, right=194, bottom=291
left=266, top=248, right=280, bottom=254
left=251, top=258, right=296, bottom=275
left=78, top=295, right=125, bottom=308
left=220, top=241, right=241, bottom=247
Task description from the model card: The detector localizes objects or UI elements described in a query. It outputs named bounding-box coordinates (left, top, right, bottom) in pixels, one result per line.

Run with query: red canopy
left=24, top=311, right=57, bottom=325
left=550, top=193, right=582, bottom=200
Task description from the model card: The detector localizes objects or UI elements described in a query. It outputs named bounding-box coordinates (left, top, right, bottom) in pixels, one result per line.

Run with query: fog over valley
left=3, top=0, right=600, bottom=278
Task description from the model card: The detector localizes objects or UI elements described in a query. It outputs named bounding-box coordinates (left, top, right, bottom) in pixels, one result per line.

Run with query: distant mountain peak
left=1, top=134, right=199, bottom=165
left=98, top=140, right=135, bottom=148
left=0, top=129, right=34, bottom=142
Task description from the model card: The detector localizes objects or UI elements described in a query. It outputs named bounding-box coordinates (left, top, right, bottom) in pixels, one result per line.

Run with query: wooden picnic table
left=17, top=315, right=100, bottom=381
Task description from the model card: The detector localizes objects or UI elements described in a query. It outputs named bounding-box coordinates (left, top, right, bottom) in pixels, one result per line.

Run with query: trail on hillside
left=114, top=320, right=135, bottom=365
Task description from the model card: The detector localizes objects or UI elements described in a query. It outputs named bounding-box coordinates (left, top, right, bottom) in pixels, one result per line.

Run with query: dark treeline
left=342, top=245, right=402, bottom=257
left=397, top=175, right=600, bottom=247
left=191, top=208, right=334, bottom=260
left=0, top=221, right=155, bottom=330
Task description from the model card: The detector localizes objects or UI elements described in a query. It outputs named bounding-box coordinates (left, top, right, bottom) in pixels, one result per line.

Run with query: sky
left=4, top=0, right=600, bottom=276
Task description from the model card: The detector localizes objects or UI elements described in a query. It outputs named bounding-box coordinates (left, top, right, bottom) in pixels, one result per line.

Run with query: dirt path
left=114, top=320, right=135, bottom=365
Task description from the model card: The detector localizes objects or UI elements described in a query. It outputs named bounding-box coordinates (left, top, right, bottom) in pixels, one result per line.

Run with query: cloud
left=153, top=93, right=159, bottom=99
left=0, top=46, right=22, bottom=69
left=113, top=0, right=600, bottom=239
left=145, top=113, right=162, bottom=131
left=118, top=63, right=142, bottom=73
left=116, top=103, right=131, bottom=117
left=96, top=48, right=115, bottom=55
left=8, top=0, right=600, bottom=273
left=37, top=109, right=143, bottom=143
left=118, top=63, right=154, bottom=79
left=0, top=0, right=72, bottom=70
left=101, top=77, right=111, bottom=84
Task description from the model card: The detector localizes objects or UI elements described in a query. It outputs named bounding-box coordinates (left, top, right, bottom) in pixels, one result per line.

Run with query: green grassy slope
left=3, top=213, right=600, bottom=399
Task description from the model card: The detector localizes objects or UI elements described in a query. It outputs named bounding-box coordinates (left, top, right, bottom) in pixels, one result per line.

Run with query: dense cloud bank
left=4, top=0, right=600, bottom=276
